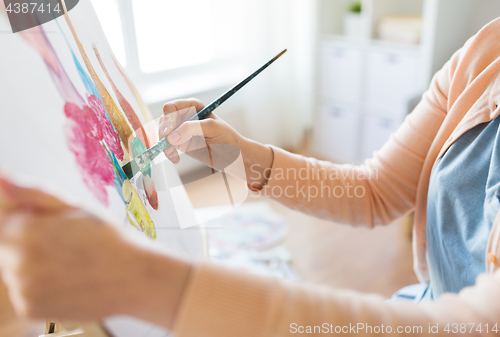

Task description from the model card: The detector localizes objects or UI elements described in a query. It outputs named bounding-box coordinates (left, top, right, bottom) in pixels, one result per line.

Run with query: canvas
left=0, top=0, right=204, bottom=335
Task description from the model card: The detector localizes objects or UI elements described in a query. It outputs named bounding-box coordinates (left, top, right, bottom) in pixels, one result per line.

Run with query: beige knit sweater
left=174, top=18, right=500, bottom=337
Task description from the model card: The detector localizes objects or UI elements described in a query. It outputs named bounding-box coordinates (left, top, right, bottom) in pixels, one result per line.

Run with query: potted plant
left=344, top=1, right=363, bottom=39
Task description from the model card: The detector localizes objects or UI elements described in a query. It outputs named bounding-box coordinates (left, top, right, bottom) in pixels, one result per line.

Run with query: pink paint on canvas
left=87, top=94, right=124, bottom=160
left=64, top=102, right=115, bottom=206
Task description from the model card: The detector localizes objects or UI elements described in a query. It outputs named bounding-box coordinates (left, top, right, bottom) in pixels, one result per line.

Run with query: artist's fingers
left=167, top=151, right=181, bottom=164
left=163, top=147, right=180, bottom=164
left=0, top=177, right=71, bottom=213
left=158, top=115, right=165, bottom=139
left=159, top=112, right=181, bottom=164
left=163, top=98, right=204, bottom=116
left=0, top=211, right=13, bottom=244
left=0, top=212, right=25, bottom=246
left=158, top=115, right=165, bottom=133
left=159, top=111, right=178, bottom=140
left=167, top=119, right=210, bottom=147
left=0, top=181, right=16, bottom=212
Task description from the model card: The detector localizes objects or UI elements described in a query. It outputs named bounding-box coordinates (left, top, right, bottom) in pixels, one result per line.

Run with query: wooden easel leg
left=39, top=320, right=84, bottom=337
left=45, top=320, right=61, bottom=334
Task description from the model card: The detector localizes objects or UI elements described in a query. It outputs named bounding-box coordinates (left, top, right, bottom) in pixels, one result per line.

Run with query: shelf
left=319, top=34, right=368, bottom=43
left=319, top=34, right=421, bottom=51
left=314, top=0, right=500, bottom=164
left=368, top=38, right=421, bottom=49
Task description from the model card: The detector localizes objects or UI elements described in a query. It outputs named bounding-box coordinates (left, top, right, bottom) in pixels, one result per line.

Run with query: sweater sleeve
left=173, top=23, right=500, bottom=337
left=174, top=263, right=500, bottom=337
left=257, top=52, right=458, bottom=227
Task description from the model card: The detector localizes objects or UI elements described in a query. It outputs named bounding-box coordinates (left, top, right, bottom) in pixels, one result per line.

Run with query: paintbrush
left=122, top=49, right=287, bottom=180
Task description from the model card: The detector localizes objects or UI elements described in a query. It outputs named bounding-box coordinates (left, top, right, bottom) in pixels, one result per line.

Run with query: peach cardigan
left=174, top=18, right=500, bottom=336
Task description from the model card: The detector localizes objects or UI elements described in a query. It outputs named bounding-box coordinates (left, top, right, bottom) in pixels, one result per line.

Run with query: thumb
left=0, top=176, right=71, bottom=213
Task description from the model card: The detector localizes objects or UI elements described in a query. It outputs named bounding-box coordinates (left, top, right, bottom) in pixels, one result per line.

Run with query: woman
left=2, top=18, right=500, bottom=337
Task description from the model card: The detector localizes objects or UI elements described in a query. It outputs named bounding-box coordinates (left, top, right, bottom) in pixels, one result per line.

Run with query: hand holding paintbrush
left=159, top=100, right=244, bottom=170
left=122, top=49, right=287, bottom=181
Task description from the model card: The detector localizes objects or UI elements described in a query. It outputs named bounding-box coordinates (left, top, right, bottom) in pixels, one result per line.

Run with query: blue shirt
left=426, top=117, right=500, bottom=298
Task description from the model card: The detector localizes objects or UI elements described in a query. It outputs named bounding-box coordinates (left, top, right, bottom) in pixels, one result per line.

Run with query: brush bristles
left=122, top=160, right=141, bottom=180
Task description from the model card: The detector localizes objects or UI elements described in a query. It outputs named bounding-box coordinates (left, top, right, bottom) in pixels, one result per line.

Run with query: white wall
left=470, top=0, right=500, bottom=34
left=241, top=0, right=317, bottom=149
left=144, top=0, right=318, bottom=175
left=422, top=0, right=500, bottom=85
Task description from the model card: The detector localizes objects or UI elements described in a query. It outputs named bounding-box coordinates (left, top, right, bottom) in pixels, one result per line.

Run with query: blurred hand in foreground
left=0, top=176, right=191, bottom=329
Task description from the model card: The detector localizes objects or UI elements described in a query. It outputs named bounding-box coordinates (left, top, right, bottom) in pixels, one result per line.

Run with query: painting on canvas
left=0, top=0, right=204, bottom=335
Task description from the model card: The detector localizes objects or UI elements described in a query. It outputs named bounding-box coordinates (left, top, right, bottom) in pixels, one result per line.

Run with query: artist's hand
left=159, top=98, right=274, bottom=188
left=0, top=177, right=191, bottom=329
left=159, top=99, right=242, bottom=165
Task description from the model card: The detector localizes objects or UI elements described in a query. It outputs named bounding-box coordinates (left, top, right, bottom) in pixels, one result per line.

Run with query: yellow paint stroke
left=60, top=1, right=133, bottom=152
left=126, top=214, right=141, bottom=232
left=123, top=180, right=157, bottom=241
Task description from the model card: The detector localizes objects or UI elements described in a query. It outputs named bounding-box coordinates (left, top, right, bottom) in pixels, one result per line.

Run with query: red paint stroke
left=143, top=175, right=159, bottom=210
left=87, top=94, right=124, bottom=160
left=112, top=56, right=154, bottom=123
left=64, top=102, right=115, bottom=206
left=94, top=47, right=151, bottom=149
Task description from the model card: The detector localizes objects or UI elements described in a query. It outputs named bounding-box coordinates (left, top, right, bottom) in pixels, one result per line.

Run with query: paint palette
left=197, top=202, right=289, bottom=256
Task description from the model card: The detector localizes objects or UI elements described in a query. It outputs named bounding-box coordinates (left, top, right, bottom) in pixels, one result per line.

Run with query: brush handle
left=129, top=49, right=287, bottom=172
left=135, top=137, right=171, bottom=169
left=190, top=48, right=287, bottom=122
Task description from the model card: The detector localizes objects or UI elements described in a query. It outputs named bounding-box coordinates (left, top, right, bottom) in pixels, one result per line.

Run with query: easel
left=39, top=320, right=84, bottom=337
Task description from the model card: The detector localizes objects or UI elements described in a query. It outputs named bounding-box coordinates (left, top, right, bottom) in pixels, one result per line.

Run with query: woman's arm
left=175, top=261, right=500, bottom=337
left=1, top=178, right=499, bottom=337
left=0, top=177, right=189, bottom=329
left=160, top=56, right=453, bottom=228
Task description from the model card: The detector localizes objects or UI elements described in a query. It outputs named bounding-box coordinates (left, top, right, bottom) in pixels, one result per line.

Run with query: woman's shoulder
left=454, top=17, right=500, bottom=83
